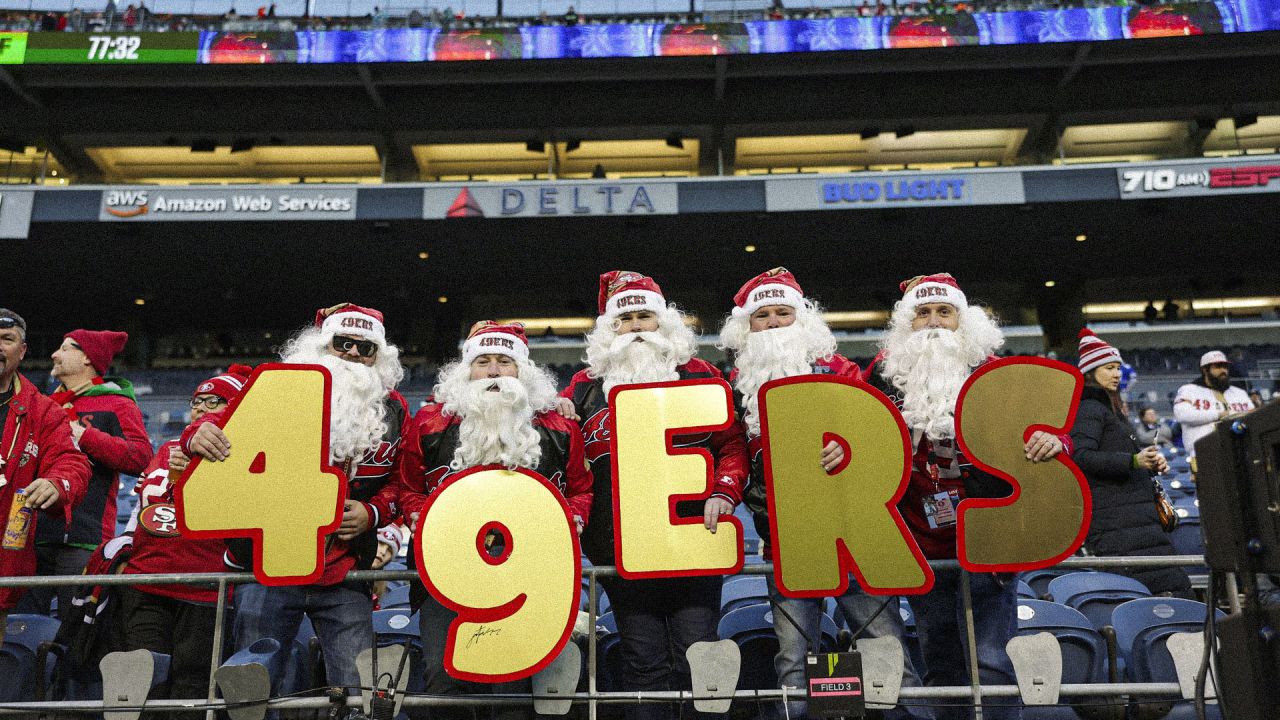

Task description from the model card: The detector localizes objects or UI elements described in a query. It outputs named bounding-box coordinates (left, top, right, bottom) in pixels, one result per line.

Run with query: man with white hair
left=184, top=302, right=409, bottom=700
left=720, top=268, right=928, bottom=720
left=559, top=271, right=747, bottom=720
left=395, top=321, right=592, bottom=719
left=862, top=274, right=1066, bottom=720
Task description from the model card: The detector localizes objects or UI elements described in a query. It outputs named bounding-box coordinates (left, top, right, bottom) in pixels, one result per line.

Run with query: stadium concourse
left=2, top=0, right=1280, bottom=716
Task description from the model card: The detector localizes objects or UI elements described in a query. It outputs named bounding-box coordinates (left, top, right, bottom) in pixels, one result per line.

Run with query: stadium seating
left=1015, top=579, right=1036, bottom=599
left=0, top=614, right=61, bottom=701
left=1048, top=572, right=1152, bottom=630
left=1111, top=598, right=1225, bottom=720
left=1170, top=500, right=1205, bottom=558
left=1013, top=599, right=1109, bottom=720
left=380, top=584, right=412, bottom=610
left=1019, top=567, right=1071, bottom=599
left=720, top=575, right=769, bottom=614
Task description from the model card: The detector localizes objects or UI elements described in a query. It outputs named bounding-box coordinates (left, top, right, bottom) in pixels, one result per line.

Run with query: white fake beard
left=882, top=329, right=974, bottom=441
left=446, top=375, right=543, bottom=471
left=733, top=323, right=820, bottom=437
left=283, top=349, right=389, bottom=464
left=595, top=331, right=680, bottom=393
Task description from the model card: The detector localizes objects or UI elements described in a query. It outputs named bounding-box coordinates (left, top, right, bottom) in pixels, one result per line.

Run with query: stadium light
left=666, top=134, right=684, bottom=150
left=418, top=251, right=429, bottom=260
left=437, top=296, right=449, bottom=303
left=1044, top=281, right=1056, bottom=288
left=134, top=298, right=146, bottom=306
left=744, top=244, right=757, bottom=253
left=1076, top=234, right=1087, bottom=242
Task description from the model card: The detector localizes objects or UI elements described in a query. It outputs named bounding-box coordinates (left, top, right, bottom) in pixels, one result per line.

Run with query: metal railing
left=0, top=554, right=1225, bottom=718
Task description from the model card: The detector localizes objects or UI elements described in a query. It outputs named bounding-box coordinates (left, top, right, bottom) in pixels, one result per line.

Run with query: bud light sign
left=822, top=178, right=966, bottom=204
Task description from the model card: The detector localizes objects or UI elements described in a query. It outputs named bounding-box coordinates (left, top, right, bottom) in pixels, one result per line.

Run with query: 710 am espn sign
left=1119, top=162, right=1280, bottom=197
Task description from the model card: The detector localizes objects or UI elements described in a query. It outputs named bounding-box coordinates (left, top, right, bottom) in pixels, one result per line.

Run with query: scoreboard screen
left=23, top=32, right=199, bottom=64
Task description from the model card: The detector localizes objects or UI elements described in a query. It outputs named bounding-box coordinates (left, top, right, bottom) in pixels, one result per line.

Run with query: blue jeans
left=766, top=575, right=931, bottom=720
left=233, top=582, right=373, bottom=691
left=906, top=570, right=1020, bottom=720
left=599, top=574, right=724, bottom=720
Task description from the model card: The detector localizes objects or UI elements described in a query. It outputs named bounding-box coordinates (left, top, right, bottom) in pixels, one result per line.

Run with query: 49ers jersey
left=559, top=358, right=748, bottom=567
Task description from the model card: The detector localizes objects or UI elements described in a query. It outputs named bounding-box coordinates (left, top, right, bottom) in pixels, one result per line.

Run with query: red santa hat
left=597, top=270, right=667, bottom=320
left=314, top=303, right=387, bottom=347
left=1077, top=328, right=1123, bottom=375
left=193, top=364, right=254, bottom=403
left=732, top=267, right=806, bottom=318
left=898, top=273, right=968, bottom=312
left=64, top=329, right=129, bottom=376
left=461, top=321, right=530, bottom=365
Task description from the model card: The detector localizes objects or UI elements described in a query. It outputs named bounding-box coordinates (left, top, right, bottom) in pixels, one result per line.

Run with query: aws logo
left=104, top=190, right=149, bottom=218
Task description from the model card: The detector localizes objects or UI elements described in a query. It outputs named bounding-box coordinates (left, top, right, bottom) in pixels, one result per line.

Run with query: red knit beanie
left=64, top=329, right=129, bottom=376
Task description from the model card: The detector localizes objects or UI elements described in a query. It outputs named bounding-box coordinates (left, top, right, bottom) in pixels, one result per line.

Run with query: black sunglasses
left=332, top=335, right=378, bottom=358
left=0, top=318, right=20, bottom=330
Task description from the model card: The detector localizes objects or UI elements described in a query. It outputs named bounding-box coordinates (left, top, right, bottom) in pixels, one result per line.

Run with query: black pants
left=114, top=585, right=219, bottom=718
left=419, top=591, right=534, bottom=720
left=14, top=544, right=94, bottom=619
left=599, top=574, right=724, bottom=720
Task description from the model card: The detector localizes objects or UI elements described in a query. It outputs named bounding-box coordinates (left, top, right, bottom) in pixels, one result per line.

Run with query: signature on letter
left=467, top=625, right=501, bottom=648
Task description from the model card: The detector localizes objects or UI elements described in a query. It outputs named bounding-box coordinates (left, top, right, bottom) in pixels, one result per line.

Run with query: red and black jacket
left=560, top=358, right=748, bottom=567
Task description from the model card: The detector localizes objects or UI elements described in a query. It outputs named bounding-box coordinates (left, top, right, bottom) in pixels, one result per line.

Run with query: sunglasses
left=0, top=317, right=21, bottom=330
left=332, top=335, right=378, bottom=358
left=190, top=396, right=228, bottom=410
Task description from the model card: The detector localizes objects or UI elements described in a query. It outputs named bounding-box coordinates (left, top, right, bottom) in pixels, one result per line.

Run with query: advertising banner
left=98, top=187, right=357, bottom=221
left=423, top=181, right=679, bottom=219
left=764, top=170, right=1025, bottom=211
left=1117, top=158, right=1280, bottom=198
left=0, top=32, right=26, bottom=64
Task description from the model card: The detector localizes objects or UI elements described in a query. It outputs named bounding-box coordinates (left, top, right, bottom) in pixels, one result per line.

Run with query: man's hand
left=24, top=479, right=63, bottom=510
left=703, top=497, right=734, bottom=533
left=821, top=440, right=845, bottom=473
left=69, top=421, right=86, bottom=445
left=1024, top=431, right=1064, bottom=462
left=554, top=397, right=580, bottom=422
left=168, top=446, right=190, bottom=476
left=337, top=500, right=370, bottom=540
left=188, top=423, right=231, bottom=461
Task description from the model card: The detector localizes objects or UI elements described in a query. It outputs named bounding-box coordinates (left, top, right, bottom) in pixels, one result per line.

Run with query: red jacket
left=559, top=359, right=748, bottom=566
left=42, top=380, right=151, bottom=547
left=0, top=377, right=92, bottom=610
left=125, top=440, right=227, bottom=604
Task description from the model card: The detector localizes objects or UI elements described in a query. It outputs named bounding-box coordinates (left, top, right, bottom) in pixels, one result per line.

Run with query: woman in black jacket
left=1070, top=329, right=1192, bottom=597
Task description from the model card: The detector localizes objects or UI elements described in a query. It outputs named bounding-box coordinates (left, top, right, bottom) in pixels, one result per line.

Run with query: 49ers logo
left=140, top=503, right=182, bottom=537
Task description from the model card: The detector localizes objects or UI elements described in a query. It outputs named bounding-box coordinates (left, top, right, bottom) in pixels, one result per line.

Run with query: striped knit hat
left=193, top=364, right=253, bottom=403
left=1077, top=329, right=1122, bottom=375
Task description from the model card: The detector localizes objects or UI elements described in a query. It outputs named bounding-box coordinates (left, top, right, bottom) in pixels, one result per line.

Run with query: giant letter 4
left=760, top=376, right=932, bottom=596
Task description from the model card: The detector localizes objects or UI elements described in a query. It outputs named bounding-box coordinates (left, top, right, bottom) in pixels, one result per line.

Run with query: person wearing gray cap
left=1173, top=350, right=1257, bottom=470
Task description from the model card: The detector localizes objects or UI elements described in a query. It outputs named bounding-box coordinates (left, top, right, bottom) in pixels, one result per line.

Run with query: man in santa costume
left=863, top=274, right=1067, bottom=720
left=184, top=303, right=409, bottom=699
left=396, top=321, right=592, bottom=720
left=17, top=329, right=151, bottom=617
left=0, top=309, right=91, bottom=643
left=719, top=268, right=928, bottom=720
left=559, top=271, right=748, bottom=720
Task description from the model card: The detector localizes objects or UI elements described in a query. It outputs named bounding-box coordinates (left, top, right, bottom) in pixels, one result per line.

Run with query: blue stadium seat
left=594, top=612, right=624, bottom=692
left=1170, top=502, right=1205, bottom=558
left=219, top=637, right=285, bottom=698
left=1019, top=567, right=1071, bottom=598
left=1111, top=598, right=1225, bottom=720
left=720, top=576, right=769, bottom=614
left=717, top=604, right=779, bottom=691
left=1048, top=572, right=1151, bottom=630
left=0, top=614, right=61, bottom=701
left=898, top=598, right=923, bottom=675
left=1016, top=579, right=1037, bottom=599
left=1014, top=599, right=1108, bottom=720
left=372, top=609, right=421, bottom=649
left=380, top=584, right=412, bottom=610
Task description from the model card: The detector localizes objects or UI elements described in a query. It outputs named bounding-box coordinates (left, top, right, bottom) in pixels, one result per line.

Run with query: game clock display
left=23, top=32, right=199, bottom=63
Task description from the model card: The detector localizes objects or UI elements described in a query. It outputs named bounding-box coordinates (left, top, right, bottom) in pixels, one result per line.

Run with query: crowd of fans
left=0, top=0, right=1199, bottom=33
left=0, top=269, right=1270, bottom=715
